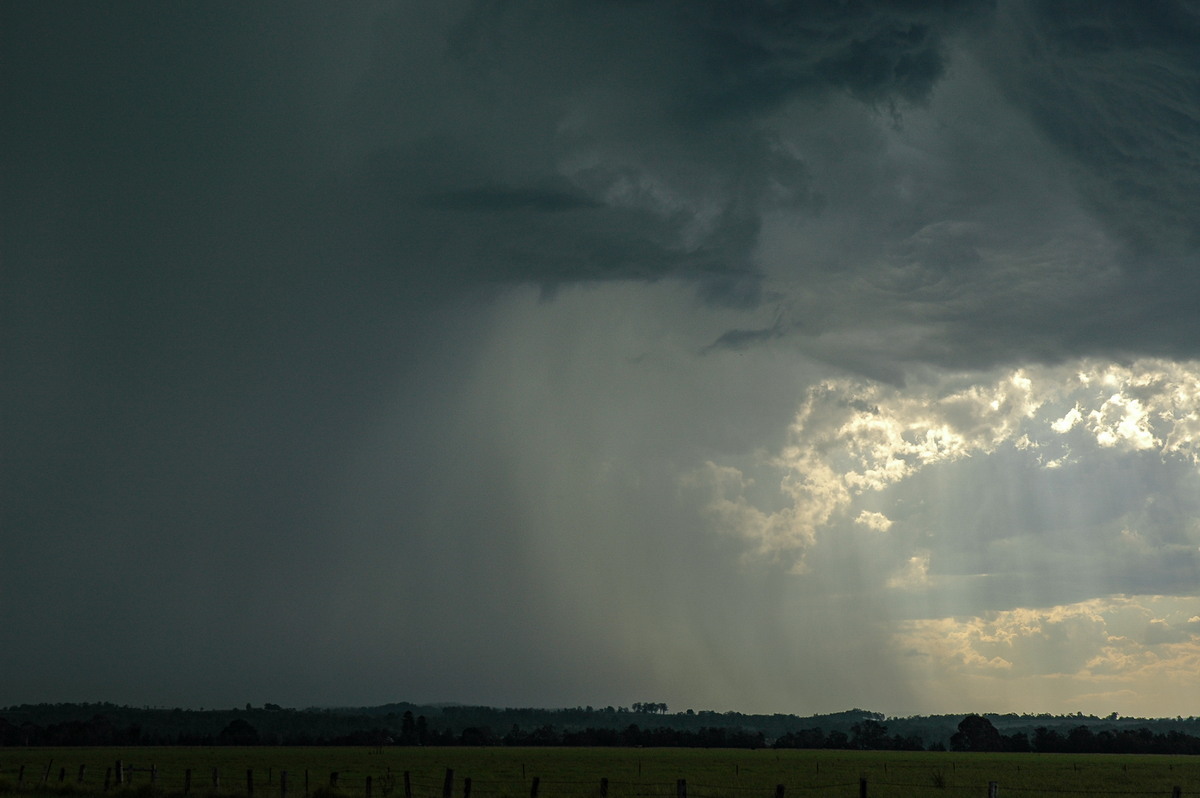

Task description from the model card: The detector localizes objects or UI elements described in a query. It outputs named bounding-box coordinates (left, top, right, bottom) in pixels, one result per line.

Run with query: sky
left=3, top=1, right=1199, bottom=719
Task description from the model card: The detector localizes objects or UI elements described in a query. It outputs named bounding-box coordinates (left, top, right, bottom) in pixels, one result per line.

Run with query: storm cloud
left=3, top=1, right=1199, bottom=716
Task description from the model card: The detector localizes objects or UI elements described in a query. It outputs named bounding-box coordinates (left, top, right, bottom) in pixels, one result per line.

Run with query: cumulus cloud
left=856, top=510, right=894, bottom=532
left=895, top=595, right=1200, bottom=714
left=887, top=552, right=933, bottom=591
left=694, top=359, right=1200, bottom=592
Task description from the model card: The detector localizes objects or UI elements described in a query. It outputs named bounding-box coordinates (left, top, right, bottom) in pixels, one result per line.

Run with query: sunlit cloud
left=856, top=510, right=894, bottom=532
left=694, top=358, right=1200, bottom=570
left=887, top=552, right=932, bottom=591
left=895, top=595, right=1200, bottom=715
left=686, top=359, right=1200, bottom=712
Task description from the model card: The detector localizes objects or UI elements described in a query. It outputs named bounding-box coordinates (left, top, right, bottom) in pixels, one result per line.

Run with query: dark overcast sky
left=3, top=1, right=1200, bottom=717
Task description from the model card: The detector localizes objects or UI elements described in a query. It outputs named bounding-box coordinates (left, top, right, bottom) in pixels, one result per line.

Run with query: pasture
left=1, top=747, right=1197, bottom=798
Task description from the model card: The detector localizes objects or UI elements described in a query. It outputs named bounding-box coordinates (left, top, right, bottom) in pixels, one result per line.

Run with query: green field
left=1, top=748, right=1197, bottom=798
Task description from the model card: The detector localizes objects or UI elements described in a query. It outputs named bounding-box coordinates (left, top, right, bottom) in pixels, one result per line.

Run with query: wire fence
left=0, top=759, right=1194, bottom=798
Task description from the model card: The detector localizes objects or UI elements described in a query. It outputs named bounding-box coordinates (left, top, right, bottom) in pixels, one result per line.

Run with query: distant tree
left=1004, top=731, right=1031, bottom=752
left=218, top=718, right=260, bottom=745
left=851, top=719, right=890, bottom=750
left=795, top=727, right=828, bottom=749
left=621, top=724, right=642, bottom=746
left=891, top=733, right=925, bottom=751
left=950, top=715, right=1003, bottom=752
left=526, top=725, right=560, bottom=745
left=415, top=715, right=429, bottom=745
left=459, top=726, right=493, bottom=746
left=400, top=711, right=417, bottom=745
left=1066, top=725, right=1095, bottom=753
left=1033, top=726, right=1062, bottom=753
left=825, top=730, right=851, bottom=749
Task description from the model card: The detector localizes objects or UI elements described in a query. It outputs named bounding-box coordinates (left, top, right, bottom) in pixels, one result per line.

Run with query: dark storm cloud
left=921, top=0, right=1200, bottom=362
left=329, top=0, right=992, bottom=297
left=2, top=0, right=994, bottom=304
left=919, top=0, right=1200, bottom=361
left=703, top=313, right=790, bottom=353
left=717, top=0, right=1200, bottom=379
left=5, top=0, right=1200, bottom=714
left=677, top=0, right=990, bottom=112
left=6, top=1, right=1195, bottom=349
left=993, top=0, right=1200, bottom=258
left=446, top=0, right=987, bottom=117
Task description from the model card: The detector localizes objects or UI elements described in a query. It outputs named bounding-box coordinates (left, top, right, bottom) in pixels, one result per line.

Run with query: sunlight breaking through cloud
left=685, top=358, right=1200, bottom=712
left=896, top=595, right=1200, bottom=715
left=695, top=358, right=1200, bottom=565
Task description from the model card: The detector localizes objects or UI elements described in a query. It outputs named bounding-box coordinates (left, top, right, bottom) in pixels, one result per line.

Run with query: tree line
left=2, top=703, right=1199, bottom=754
left=0, top=711, right=763, bottom=749
left=937, top=714, right=1200, bottom=756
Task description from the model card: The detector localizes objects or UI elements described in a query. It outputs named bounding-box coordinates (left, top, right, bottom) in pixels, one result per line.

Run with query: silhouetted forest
left=2, top=703, right=1198, bottom=754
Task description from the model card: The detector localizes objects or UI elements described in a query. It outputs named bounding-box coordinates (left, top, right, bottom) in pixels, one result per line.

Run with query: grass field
left=1, top=747, right=1198, bottom=798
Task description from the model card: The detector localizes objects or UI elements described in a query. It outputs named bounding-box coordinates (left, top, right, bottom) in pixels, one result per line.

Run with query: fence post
left=677, top=779, right=687, bottom=798
left=775, top=785, right=785, bottom=798
left=859, top=777, right=867, bottom=798
left=185, top=769, right=192, bottom=795
left=78, top=765, right=87, bottom=784
left=213, top=767, right=221, bottom=791
left=404, top=771, right=412, bottom=798
left=1171, top=788, right=1181, bottom=798
left=444, top=769, right=454, bottom=798
left=366, top=775, right=373, bottom=798
left=530, top=776, right=540, bottom=798
left=151, top=766, right=158, bottom=786
left=463, top=777, right=472, bottom=798
left=116, top=761, right=124, bottom=786
left=988, top=782, right=998, bottom=798
left=18, top=765, right=26, bottom=788
left=331, top=772, right=340, bottom=789
left=248, top=769, right=255, bottom=796
left=600, top=777, right=609, bottom=798
left=281, top=771, right=288, bottom=798
left=104, top=768, right=111, bottom=792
